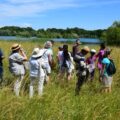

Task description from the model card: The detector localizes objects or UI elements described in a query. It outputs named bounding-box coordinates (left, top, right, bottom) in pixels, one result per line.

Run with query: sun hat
left=90, top=49, right=96, bottom=53
left=32, top=48, right=44, bottom=58
left=82, top=46, right=90, bottom=52
left=11, top=43, right=21, bottom=51
left=44, top=41, right=52, bottom=48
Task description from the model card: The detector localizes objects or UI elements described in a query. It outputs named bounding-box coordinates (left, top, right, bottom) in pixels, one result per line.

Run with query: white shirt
left=42, top=48, right=53, bottom=63
left=29, top=58, right=45, bottom=77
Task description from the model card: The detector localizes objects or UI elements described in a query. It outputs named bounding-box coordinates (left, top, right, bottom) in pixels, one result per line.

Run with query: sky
left=0, top=0, right=120, bottom=30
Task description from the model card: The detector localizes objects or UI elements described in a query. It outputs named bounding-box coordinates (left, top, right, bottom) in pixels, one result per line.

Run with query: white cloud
left=0, top=0, right=78, bottom=17
left=0, top=0, right=120, bottom=18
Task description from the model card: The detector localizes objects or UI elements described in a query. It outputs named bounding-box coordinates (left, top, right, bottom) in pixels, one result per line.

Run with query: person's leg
left=99, top=69, right=102, bottom=82
left=45, top=63, right=51, bottom=83
left=14, top=75, right=24, bottom=96
left=29, top=77, right=35, bottom=98
left=90, top=70, right=95, bottom=81
left=0, top=66, right=3, bottom=84
left=75, top=76, right=85, bottom=95
left=38, top=76, right=45, bottom=96
left=67, top=73, right=71, bottom=81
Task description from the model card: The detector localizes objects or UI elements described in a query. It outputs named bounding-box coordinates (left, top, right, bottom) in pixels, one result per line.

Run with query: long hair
left=63, top=44, right=70, bottom=60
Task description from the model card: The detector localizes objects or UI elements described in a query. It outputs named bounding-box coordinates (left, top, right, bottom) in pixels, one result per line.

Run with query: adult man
left=72, top=39, right=81, bottom=58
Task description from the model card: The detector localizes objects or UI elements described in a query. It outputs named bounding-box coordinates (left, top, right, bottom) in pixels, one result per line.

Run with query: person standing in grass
left=0, top=48, right=4, bottom=84
left=95, top=43, right=106, bottom=82
left=86, top=49, right=96, bottom=81
left=72, top=39, right=81, bottom=58
left=74, top=46, right=90, bottom=95
left=101, top=48, right=113, bottom=93
left=42, top=41, right=53, bottom=83
left=9, top=43, right=27, bottom=96
left=29, top=48, right=45, bottom=98
left=59, top=44, right=74, bottom=81
left=57, top=46, right=63, bottom=73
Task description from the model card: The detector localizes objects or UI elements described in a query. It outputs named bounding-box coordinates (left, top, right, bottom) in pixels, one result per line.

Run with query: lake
left=0, top=36, right=102, bottom=44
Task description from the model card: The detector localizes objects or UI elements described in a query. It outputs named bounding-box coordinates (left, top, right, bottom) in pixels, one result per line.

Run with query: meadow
left=0, top=40, right=120, bottom=120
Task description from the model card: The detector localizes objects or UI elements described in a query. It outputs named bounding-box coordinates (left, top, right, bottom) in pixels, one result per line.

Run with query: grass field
left=0, top=40, right=120, bottom=120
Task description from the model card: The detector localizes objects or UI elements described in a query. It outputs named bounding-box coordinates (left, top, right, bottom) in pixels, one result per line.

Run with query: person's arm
left=19, top=48, right=27, bottom=61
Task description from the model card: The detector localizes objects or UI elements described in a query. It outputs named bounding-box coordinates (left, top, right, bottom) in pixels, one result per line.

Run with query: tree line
left=0, top=21, right=120, bottom=45
left=0, top=26, right=105, bottom=39
left=101, top=21, right=120, bottom=45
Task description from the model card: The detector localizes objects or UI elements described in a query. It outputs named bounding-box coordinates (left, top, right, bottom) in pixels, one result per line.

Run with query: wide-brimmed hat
left=11, top=43, right=21, bottom=51
left=44, top=41, right=52, bottom=48
left=82, top=46, right=90, bottom=52
left=90, top=49, right=96, bottom=53
left=32, top=48, right=44, bottom=58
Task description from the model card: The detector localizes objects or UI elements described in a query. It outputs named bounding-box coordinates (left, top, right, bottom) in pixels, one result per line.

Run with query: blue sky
left=0, top=0, right=120, bottom=30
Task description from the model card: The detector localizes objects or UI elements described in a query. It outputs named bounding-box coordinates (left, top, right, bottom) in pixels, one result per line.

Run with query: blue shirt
left=102, top=58, right=110, bottom=76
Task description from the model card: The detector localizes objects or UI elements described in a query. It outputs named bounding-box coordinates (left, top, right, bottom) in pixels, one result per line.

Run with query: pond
left=0, top=36, right=102, bottom=44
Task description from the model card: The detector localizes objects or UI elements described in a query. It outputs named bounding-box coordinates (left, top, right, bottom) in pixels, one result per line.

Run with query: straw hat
left=11, top=43, right=21, bottom=51
left=90, top=49, right=96, bottom=53
left=82, top=46, right=90, bottom=52
left=44, top=41, right=52, bottom=48
left=32, top=48, right=44, bottom=58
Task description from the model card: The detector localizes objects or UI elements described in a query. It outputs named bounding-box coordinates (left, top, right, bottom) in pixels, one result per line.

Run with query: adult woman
left=9, top=43, right=27, bottom=96
left=59, top=44, right=74, bottom=81
left=29, top=48, right=45, bottom=98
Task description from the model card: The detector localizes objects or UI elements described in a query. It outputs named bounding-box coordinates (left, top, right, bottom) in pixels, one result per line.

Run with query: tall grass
left=0, top=41, right=120, bottom=120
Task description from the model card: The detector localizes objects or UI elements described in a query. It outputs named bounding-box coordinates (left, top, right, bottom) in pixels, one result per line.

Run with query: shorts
left=61, top=66, right=73, bottom=74
left=102, top=75, right=113, bottom=87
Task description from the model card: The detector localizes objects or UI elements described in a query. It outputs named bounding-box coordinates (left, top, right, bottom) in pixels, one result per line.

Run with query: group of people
left=0, top=39, right=115, bottom=98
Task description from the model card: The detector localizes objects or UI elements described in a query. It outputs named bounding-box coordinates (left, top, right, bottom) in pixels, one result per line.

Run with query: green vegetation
left=101, top=21, right=120, bottom=45
left=0, top=26, right=105, bottom=38
left=0, top=41, right=120, bottom=120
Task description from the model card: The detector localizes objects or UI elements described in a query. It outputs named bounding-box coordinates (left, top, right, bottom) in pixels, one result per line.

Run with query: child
left=101, top=48, right=113, bottom=93
left=95, top=43, right=106, bottom=82
left=86, top=49, right=96, bottom=81
left=57, top=46, right=63, bottom=72
left=29, top=48, right=45, bottom=98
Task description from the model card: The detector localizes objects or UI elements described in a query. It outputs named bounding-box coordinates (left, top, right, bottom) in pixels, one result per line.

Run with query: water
left=0, top=36, right=36, bottom=41
left=53, top=38, right=102, bottom=44
left=0, top=36, right=102, bottom=44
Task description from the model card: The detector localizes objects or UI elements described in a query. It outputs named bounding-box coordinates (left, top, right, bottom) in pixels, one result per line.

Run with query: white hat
left=90, top=49, right=96, bottom=53
left=32, top=48, right=44, bottom=58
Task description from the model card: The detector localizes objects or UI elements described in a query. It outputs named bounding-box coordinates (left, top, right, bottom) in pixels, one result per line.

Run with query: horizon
left=0, top=0, right=120, bottom=30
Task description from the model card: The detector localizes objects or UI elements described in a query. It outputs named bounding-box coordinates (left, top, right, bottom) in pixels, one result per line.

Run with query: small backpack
left=107, top=59, right=116, bottom=76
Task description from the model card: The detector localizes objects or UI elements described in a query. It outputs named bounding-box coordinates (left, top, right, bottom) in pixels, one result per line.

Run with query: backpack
left=107, top=59, right=116, bottom=76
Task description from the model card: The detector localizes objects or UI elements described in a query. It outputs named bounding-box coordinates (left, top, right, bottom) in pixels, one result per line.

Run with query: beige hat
left=11, top=43, right=21, bottom=51
left=32, top=48, right=44, bottom=58
left=44, top=41, right=52, bottom=48
left=82, top=46, right=90, bottom=52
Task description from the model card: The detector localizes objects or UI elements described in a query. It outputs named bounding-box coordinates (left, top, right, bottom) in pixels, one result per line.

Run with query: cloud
left=0, top=0, right=78, bottom=17
left=0, top=0, right=120, bottom=18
